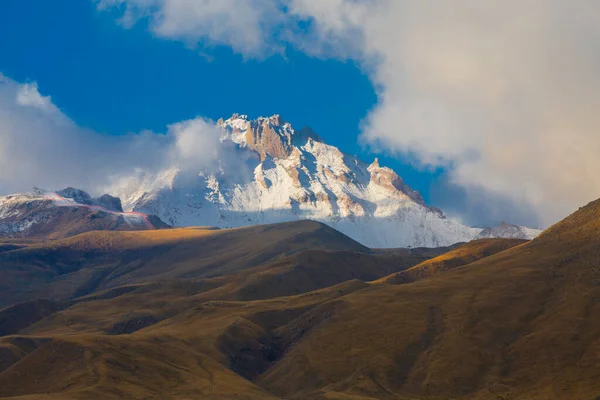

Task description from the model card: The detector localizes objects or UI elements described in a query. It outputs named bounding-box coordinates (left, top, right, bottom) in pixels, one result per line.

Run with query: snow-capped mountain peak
left=106, top=114, right=540, bottom=248
left=367, top=158, right=425, bottom=206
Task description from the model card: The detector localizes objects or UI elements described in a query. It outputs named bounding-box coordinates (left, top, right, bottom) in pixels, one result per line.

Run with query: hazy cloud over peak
left=0, top=75, right=224, bottom=195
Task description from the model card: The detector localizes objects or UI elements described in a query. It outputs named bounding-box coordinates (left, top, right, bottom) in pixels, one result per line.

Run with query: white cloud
left=167, top=117, right=222, bottom=169
left=16, top=82, right=59, bottom=112
left=0, top=74, right=223, bottom=195
left=97, top=0, right=600, bottom=226
left=96, top=0, right=289, bottom=57
left=344, top=1, right=600, bottom=227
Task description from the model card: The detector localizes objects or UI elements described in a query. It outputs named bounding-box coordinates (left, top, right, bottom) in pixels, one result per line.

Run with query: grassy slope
left=258, top=200, right=600, bottom=399
left=0, top=221, right=372, bottom=308
left=376, top=238, right=527, bottom=285
left=0, top=221, right=453, bottom=399
left=0, top=280, right=370, bottom=399
left=4, top=200, right=600, bottom=399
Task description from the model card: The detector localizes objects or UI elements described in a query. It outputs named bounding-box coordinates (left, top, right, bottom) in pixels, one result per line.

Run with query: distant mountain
left=0, top=188, right=168, bottom=239
left=108, top=114, right=540, bottom=247
left=475, top=221, right=541, bottom=240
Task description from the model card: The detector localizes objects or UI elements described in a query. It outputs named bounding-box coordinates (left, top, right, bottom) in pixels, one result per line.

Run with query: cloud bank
left=98, top=0, right=600, bottom=227
left=97, top=0, right=289, bottom=57
left=0, top=74, right=223, bottom=195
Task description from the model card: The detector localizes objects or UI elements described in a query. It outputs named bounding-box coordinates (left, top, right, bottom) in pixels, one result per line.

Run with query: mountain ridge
left=0, top=188, right=168, bottom=239
left=107, top=114, right=540, bottom=247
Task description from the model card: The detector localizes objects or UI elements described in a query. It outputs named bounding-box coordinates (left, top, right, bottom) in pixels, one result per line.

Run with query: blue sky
left=0, top=0, right=442, bottom=201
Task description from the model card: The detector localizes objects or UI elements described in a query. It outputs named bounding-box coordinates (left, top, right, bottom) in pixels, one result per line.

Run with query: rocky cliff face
left=367, top=158, right=425, bottom=205
left=108, top=114, right=540, bottom=248
left=244, top=115, right=293, bottom=160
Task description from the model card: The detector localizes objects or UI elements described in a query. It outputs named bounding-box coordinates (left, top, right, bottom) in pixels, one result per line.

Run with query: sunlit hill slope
left=1, top=198, right=600, bottom=399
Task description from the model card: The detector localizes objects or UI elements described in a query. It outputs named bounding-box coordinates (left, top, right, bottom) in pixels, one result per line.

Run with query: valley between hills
left=1, top=197, right=600, bottom=399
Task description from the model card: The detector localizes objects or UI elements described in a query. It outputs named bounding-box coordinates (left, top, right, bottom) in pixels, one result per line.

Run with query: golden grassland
left=376, top=238, right=527, bottom=285
left=2, top=201, right=600, bottom=399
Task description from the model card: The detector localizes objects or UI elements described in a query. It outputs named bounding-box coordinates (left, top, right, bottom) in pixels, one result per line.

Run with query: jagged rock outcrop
left=242, top=115, right=293, bottom=160
left=56, top=188, right=123, bottom=212
left=95, top=194, right=124, bottom=212
left=108, top=114, right=540, bottom=248
left=367, top=158, right=425, bottom=205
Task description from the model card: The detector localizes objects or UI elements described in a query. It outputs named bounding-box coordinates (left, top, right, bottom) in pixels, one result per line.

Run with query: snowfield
left=107, top=114, right=540, bottom=248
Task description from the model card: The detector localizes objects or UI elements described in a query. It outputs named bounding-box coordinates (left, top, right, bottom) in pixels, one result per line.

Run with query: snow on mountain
left=55, top=187, right=124, bottom=212
left=0, top=188, right=167, bottom=238
left=108, top=114, right=540, bottom=248
left=475, top=222, right=541, bottom=241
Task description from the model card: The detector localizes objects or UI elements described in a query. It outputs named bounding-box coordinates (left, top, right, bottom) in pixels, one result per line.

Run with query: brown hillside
left=0, top=221, right=359, bottom=308
left=257, top=200, right=600, bottom=399
left=378, top=238, right=527, bottom=285
left=0, top=220, right=448, bottom=309
left=3, top=201, right=600, bottom=399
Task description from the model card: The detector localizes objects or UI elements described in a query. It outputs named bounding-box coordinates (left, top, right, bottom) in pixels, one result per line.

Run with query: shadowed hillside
left=2, top=199, right=600, bottom=399
left=0, top=220, right=448, bottom=308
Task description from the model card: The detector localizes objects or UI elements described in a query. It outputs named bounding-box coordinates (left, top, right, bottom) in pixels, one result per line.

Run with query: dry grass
left=3, top=202, right=600, bottom=399
left=0, top=220, right=446, bottom=309
left=257, top=201, right=600, bottom=399
left=376, top=238, right=527, bottom=285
